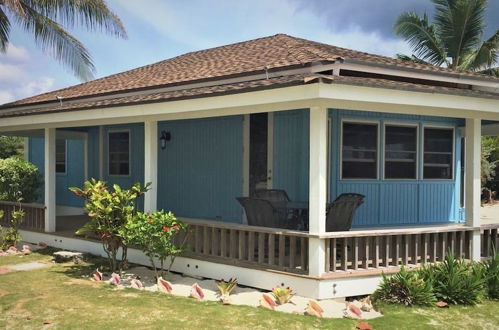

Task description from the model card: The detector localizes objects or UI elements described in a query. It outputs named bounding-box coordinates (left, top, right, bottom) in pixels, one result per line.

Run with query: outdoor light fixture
left=160, top=131, right=171, bottom=149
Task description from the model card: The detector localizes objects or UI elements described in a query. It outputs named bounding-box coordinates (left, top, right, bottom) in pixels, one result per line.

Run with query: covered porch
left=1, top=79, right=499, bottom=297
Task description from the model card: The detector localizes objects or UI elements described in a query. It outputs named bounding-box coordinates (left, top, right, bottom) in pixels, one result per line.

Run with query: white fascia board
left=318, top=83, right=499, bottom=120
left=0, top=84, right=321, bottom=132
left=2, top=82, right=499, bottom=132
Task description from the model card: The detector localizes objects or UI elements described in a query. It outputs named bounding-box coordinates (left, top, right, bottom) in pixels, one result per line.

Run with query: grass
left=1, top=251, right=499, bottom=329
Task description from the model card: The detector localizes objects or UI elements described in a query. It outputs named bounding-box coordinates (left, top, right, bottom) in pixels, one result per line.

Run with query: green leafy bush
left=0, top=157, right=42, bottom=203
left=0, top=208, right=24, bottom=250
left=419, top=253, right=485, bottom=305
left=372, top=266, right=436, bottom=306
left=483, top=249, right=499, bottom=299
left=70, top=179, right=149, bottom=272
left=125, top=210, right=187, bottom=278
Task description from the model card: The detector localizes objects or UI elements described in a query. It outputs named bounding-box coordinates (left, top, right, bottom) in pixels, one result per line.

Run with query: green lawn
left=0, top=250, right=498, bottom=329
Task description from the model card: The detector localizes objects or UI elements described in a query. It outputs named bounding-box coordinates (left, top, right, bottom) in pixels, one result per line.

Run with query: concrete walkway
left=481, top=204, right=499, bottom=224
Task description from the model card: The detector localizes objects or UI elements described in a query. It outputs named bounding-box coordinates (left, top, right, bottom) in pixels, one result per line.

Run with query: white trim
left=422, top=125, right=456, bottom=181
left=144, top=121, right=158, bottom=213
left=339, top=119, right=380, bottom=180
left=44, top=128, right=56, bottom=232
left=266, top=112, right=274, bottom=189
left=107, top=129, right=132, bottom=177
left=382, top=122, right=419, bottom=180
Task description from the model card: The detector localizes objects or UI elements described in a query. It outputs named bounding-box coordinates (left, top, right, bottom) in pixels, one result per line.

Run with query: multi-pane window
left=108, top=131, right=130, bottom=176
left=56, top=139, right=66, bottom=174
left=341, top=122, right=378, bottom=179
left=423, top=127, right=454, bottom=179
left=384, top=125, right=417, bottom=179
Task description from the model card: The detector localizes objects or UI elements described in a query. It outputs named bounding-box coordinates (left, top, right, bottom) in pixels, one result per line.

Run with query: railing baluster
left=412, top=234, right=419, bottom=265
left=238, top=231, right=245, bottom=260
left=220, top=229, right=227, bottom=257
left=353, top=237, right=359, bottom=270
left=395, top=235, right=401, bottom=267
left=300, top=237, right=307, bottom=271
left=331, top=238, right=337, bottom=272
left=247, top=231, right=255, bottom=262
left=211, top=227, right=218, bottom=256
left=268, top=234, right=275, bottom=265
left=374, top=236, right=380, bottom=269
left=278, top=235, right=285, bottom=267
left=423, top=233, right=429, bottom=264
left=363, top=237, right=370, bottom=269
left=229, top=229, right=237, bottom=259
left=258, top=233, right=265, bottom=264
left=289, top=236, right=296, bottom=269
left=203, top=227, right=210, bottom=255
left=342, top=237, right=348, bottom=271
left=195, top=226, right=202, bottom=254
left=384, top=235, right=390, bottom=267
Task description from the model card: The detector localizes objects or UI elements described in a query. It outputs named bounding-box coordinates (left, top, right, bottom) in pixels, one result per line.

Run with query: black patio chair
left=253, top=189, right=290, bottom=202
left=236, top=197, right=287, bottom=228
left=326, top=193, right=365, bottom=232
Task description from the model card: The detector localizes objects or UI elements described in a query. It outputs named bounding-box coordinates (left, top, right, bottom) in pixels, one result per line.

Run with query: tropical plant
left=70, top=179, right=149, bottom=272
left=271, top=285, right=295, bottom=305
left=0, top=157, right=42, bottom=203
left=0, top=203, right=25, bottom=250
left=0, top=0, right=127, bottom=81
left=420, top=252, right=486, bottom=305
left=124, top=210, right=187, bottom=278
left=0, top=136, right=23, bottom=159
left=216, top=278, right=238, bottom=298
left=483, top=248, right=499, bottom=299
left=372, top=266, right=436, bottom=306
left=395, top=0, right=499, bottom=76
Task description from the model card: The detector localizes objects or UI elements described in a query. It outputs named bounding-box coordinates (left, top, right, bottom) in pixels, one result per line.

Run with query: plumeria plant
left=125, top=210, right=188, bottom=278
left=70, top=179, right=150, bottom=272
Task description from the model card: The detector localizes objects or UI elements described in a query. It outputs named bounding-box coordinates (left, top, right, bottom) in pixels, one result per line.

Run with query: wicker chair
left=326, top=193, right=365, bottom=232
left=253, top=189, right=290, bottom=202
left=236, top=197, right=286, bottom=228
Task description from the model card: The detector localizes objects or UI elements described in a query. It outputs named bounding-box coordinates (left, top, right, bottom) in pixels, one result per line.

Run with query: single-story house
left=1, top=34, right=498, bottom=299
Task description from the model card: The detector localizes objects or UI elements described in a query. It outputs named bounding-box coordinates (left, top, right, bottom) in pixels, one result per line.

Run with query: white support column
left=465, top=118, right=481, bottom=261
left=44, top=128, right=56, bottom=232
left=308, top=106, right=328, bottom=276
left=144, top=120, right=158, bottom=213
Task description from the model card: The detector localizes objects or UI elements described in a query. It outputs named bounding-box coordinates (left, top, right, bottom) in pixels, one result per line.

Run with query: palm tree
left=395, top=0, right=499, bottom=76
left=0, top=0, right=126, bottom=81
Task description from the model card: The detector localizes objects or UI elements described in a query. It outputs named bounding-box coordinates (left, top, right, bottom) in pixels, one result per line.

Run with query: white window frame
left=422, top=125, right=455, bottom=181
left=382, top=122, right=419, bottom=181
left=55, top=139, right=67, bottom=175
left=107, top=129, right=132, bottom=177
left=340, top=119, right=380, bottom=180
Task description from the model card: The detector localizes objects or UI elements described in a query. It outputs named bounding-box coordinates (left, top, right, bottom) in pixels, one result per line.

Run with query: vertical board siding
left=329, top=109, right=462, bottom=227
left=29, top=137, right=85, bottom=207
left=379, top=183, right=419, bottom=224
left=157, top=116, right=243, bottom=222
left=273, top=109, right=309, bottom=202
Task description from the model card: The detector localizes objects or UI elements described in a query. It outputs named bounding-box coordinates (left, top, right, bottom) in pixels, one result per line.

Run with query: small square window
left=108, top=131, right=130, bottom=176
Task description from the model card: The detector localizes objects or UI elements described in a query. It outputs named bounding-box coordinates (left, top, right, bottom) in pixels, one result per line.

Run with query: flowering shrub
left=125, top=210, right=187, bottom=278
left=70, top=179, right=149, bottom=272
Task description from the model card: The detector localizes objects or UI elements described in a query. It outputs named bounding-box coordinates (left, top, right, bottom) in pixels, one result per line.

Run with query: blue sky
left=1, top=0, right=498, bottom=104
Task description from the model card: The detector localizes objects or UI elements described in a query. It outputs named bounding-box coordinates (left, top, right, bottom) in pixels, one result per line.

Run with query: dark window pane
left=109, top=132, right=130, bottom=175
left=342, top=122, right=378, bottom=179
left=423, top=128, right=453, bottom=179
left=56, top=163, right=66, bottom=173
left=56, top=139, right=66, bottom=173
left=384, top=125, right=417, bottom=179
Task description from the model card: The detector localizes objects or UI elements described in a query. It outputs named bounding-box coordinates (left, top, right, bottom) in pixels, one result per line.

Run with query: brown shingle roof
left=3, top=34, right=497, bottom=109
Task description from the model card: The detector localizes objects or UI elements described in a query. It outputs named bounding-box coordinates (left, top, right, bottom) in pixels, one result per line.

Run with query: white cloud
left=119, top=0, right=411, bottom=57
left=2, top=43, right=30, bottom=63
left=0, top=91, right=14, bottom=104
left=16, top=77, right=55, bottom=97
left=0, top=63, right=26, bottom=82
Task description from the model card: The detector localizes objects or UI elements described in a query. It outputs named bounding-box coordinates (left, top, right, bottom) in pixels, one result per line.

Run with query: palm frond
left=432, top=0, right=486, bottom=67
left=2, top=0, right=25, bottom=17
left=21, top=0, right=126, bottom=38
left=12, top=1, right=95, bottom=81
left=479, top=67, right=499, bottom=77
left=458, top=30, right=499, bottom=72
left=0, top=7, right=11, bottom=51
left=396, top=53, right=435, bottom=66
left=394, top=11, right=448, bottom=67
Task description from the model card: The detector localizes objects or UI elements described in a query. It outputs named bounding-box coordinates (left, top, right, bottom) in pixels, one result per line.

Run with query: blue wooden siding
left=273, top=109, right=309, bottom=202
left=329, top=109, right=463, bottom=227
left=28, top=137, right=85, bottom=207
left=157, top=116, right=243, bottom=222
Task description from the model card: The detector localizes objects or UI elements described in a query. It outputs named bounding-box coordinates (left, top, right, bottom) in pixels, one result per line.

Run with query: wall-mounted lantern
left=160, top=131, right=171, bottom=149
